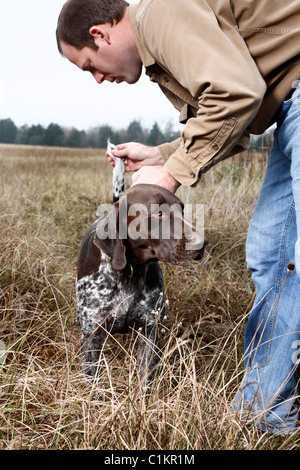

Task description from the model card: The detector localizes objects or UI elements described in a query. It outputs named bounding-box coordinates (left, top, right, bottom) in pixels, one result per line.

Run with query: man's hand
left=106, top=141, right=181, bottom=193
left=131, top=165, right=181, bottom=194
left=106, top=142, right=165, bottom=172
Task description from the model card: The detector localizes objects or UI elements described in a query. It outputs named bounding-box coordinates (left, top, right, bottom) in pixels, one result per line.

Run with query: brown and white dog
left=76, top=144, right=207, bottom=387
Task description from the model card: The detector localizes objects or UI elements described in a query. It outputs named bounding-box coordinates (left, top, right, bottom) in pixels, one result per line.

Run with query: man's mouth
left=107, top=77, right=121, bottom=83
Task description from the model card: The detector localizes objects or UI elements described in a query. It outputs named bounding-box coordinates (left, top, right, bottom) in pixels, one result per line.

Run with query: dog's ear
left=94, top=203, right=127, bottom=271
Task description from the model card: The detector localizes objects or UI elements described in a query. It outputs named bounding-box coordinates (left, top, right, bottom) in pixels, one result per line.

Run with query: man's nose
left=92, top=71, right=105, bottom=84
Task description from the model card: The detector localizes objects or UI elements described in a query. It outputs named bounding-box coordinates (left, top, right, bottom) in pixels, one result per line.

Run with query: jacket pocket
left=185, top=117, right=237, bottom=161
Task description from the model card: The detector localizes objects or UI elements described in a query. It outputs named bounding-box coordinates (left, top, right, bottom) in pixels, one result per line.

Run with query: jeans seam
left=265, top=200, right=295, bottom=362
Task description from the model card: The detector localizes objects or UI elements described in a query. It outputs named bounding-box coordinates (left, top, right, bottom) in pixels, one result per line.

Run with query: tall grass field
left=0, top=143, right=299, bottom=450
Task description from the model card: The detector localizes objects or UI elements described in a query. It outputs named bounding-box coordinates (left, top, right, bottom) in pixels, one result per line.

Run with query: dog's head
left=94, top=184, right=208, bottom=271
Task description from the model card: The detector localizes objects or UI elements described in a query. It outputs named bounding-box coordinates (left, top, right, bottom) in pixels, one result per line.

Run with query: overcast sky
left=0, top=0, right=181, bottom=133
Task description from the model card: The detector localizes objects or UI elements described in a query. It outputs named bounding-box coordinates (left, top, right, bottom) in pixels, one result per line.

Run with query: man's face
left=60, top=23, right=142, bottom=85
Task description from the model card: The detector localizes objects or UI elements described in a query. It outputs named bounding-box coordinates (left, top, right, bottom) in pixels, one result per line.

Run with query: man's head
left=56, top=0, right=142, bottom=85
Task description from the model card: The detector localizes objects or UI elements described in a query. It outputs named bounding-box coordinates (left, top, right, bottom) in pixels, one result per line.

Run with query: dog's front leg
left=80, top=332, right=105, bottom=386
left=136, top=318, right=163, bottom=388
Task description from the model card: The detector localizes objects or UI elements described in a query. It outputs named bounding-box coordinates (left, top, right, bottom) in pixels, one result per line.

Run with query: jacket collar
left=129, top=4, right=156, bottom=68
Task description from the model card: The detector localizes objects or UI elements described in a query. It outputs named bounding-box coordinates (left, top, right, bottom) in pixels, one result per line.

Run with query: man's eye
left=85, top=63, right=94, bottom=72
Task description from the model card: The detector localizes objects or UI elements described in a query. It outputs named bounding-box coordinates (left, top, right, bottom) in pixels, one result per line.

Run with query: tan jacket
left=129, top=0, right=300, bottom=185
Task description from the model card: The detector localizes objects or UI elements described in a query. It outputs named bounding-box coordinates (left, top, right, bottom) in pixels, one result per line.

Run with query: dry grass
left=0, top=144, right=299, bottom=450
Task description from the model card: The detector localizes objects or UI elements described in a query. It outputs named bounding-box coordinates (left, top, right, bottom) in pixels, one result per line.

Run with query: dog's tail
left=107, top=139, right=125, bottom=203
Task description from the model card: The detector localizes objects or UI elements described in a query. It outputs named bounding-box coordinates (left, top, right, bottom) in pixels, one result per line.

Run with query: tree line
left=0, top=118, right=181, bottom=149
left=0, top=117, right=274, bottom=152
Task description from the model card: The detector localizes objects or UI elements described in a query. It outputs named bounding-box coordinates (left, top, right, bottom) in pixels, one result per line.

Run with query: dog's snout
left=185, top=230, right=208, bottom=251
left=181, top=216, right=207, bottom=251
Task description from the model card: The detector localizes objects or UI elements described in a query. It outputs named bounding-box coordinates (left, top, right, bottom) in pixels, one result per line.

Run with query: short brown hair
left=56, top=0, right=129, bottom=54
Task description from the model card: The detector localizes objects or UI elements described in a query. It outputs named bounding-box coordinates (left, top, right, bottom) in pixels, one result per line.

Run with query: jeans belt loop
left=285, top=80, right=300, bottom=101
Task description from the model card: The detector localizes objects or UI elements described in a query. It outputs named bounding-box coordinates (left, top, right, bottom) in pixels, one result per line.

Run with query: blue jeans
left=233, top=83, right=300, bottom=435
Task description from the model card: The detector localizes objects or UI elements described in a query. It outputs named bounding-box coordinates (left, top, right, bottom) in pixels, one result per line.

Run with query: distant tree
left=85, top=127, right=97, bottom=148
left=163, top=119, right=181, bottom=142
left=65, top=128, right=87, bottom=148
left=147, top=122, right=164, bottom=146
left=84, top=125, right=115, bottom=148
left=0, top=118, right=18, bottom=143
left=125, top=119, right=147, bottom=143
left=16, top=124, right=29, bottom=144
left=43, top=123, right=64, bottom=147
left=113, top=128, right=127, bottom=144
left=97, top=124, right=116, bottom=148
left=27, top=124, right=45, bottom=146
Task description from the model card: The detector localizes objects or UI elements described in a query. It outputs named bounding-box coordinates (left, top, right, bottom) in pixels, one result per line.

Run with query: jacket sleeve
left=137, top=0, right=267, bottom=185
left=158, top=138, right=181, bottom=162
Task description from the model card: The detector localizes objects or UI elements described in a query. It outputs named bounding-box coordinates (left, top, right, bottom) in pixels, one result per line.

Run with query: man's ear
left=89, top=24, right=111, bottom=44
left=94, top=204, right=127, bottom=271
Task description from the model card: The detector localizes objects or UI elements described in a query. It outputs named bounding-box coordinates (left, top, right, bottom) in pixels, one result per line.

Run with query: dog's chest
left=76, top=257, right=164, bottom=333
left=77, top=263, right=135, bottom=313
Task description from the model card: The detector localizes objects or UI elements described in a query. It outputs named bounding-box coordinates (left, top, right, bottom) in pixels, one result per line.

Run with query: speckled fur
left=107, top=139, right=125, bottom=203
left=76, top=249, right=165, bottom=385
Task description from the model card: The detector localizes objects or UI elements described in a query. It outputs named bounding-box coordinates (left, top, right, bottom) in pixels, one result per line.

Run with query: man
left=57, top=0, right=300, bottom=434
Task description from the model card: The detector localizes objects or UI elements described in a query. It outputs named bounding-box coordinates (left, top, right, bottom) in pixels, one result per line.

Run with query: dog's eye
left=139, top=244, right=148, bottom=249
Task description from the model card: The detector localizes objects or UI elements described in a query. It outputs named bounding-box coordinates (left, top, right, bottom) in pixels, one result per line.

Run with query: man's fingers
left=106, top=155, right=115, bottom=167
left=116, top=144, right=127, bottom=150
left=114, top=144, right=128, bottom=157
